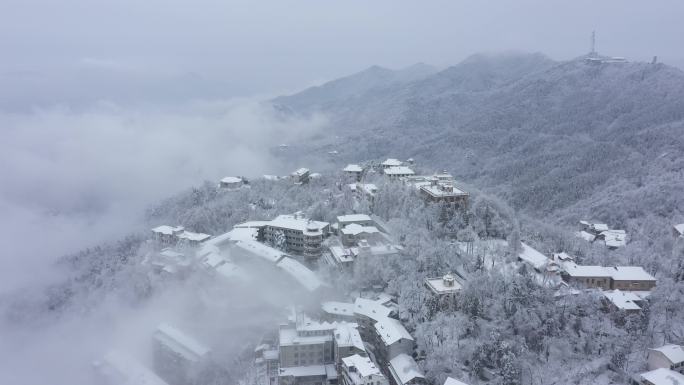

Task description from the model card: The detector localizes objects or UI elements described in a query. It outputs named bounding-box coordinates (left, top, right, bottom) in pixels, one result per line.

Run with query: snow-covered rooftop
left=216, top=262, right=250, bottom=282
left=610, top=266, right=656, bottom=281
left=328, top=246, right=356, bottom=264
left=374, top=317, right=413, bottom=346
left=233, top=240, right=287, bottom=264
left=518, top=242, right=549, bottom=270
left=344, top=164, right=363, bottom=172
left=639, top=368, right=684, bottom=385
left=151, top=225, right=184, bottom=235
left=322, top=301, right=355, bottom=317
left=604, top=290, right=642, bottom=311
left=601, top=229, right=627, bottom=248
left=341, top=224, right=380, bottom=236
left=153, top=323, right=210, bottom=362
left=278, top=365, right=327, bottom=378
left=425, top=274, right=463, bottom=295
left=649, top=344, right=684, bottom=365
left=279, top=327, right=332, bottom=346
left=276, top=257, right=324, bottom=292
left=220, top=176, right=242, bottom=184
left=334, top=322, right=365, bottom=352
left=675, top=224, right=684, bottom=236
left=384, top=166, right=415, bottom=176
left=577, top=231, right=596, bottom=242
left=388, top=353, right=424, bottom=385
left=444, top=377, right=469, bottom=385
left=420, top=183, right=467, bottom=197
left=177, top=231, right=211, bottom=243
left=292, top=168, right=310, bottom=177
left=342, top=354, right=381, bottom=378
left=382, top=158, right=403, bottom=167
left=337, top=214, right=372, bottom=223
left=268, top=215, right=329, bottom=233
left=354, top=297, right=394, bottom=322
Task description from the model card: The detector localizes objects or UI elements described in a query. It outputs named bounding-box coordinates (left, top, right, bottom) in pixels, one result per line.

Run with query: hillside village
left=90, top=157, right=684, bottom=385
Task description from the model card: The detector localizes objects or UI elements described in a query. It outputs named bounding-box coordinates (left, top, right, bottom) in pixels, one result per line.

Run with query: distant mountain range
left=273, top=52, right=684, bottom=234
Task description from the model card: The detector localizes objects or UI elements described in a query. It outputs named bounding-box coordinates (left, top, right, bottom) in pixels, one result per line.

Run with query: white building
left=321, top=301, right=356, bottom=321
left=278, top=314, right=338, bottom=385
left=344, top=164, right=364, bottom=182
left=419, top=178, right=469, bottom=208
left=263, top=213, right=330, bottom=259
left=219, top=176, right=243, bottom=189
left=648, top=344, right=684, bottom=373
left=424, top=273, right=463, bottom=297
left=518, top=242, right=550, bottom=272
left=276, top=257, right=326, bottom=292
left=341, top=354, right=388, bottom=385
left=384, top=166, right=415, bottom=180
left=387, top=354, right=425, bottom=385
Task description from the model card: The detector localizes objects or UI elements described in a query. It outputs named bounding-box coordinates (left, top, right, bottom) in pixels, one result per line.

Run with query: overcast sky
left=2, top=0, right=684, bottom=103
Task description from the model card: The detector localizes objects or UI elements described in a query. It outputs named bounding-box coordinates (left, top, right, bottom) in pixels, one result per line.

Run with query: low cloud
left=0, top=99, right=327, bottom=292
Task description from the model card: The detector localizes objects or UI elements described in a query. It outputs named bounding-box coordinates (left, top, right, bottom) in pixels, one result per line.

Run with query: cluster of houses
left=513, top=241, right=657, bottom=313
left=107, top=159, right=674, bottom=385
left=255, top=294, right=471, bottom=385
left=577, top=221, right=627, bottom=249
left=342, top=159, right=469, bottom=210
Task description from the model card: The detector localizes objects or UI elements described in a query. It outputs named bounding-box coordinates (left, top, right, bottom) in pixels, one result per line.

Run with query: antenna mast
left=590, top=31, right=596, bottom=56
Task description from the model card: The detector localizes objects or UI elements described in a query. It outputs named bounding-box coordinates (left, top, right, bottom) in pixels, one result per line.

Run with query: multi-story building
left=278, top=313, right=337, bottom=385
left=634, top=368, right=684, bottom=385
left=152, top=323, right=211, bottom=385
left=255, top=343, right=280, bottom=385
left=343, top=165, right=364, bottom=182
left=353, top=297, right=398, bottom=343
left=333, top=322, right=367, bottom=365
left=419, top=178, right=469, bottom=209
left=372, top=317, right=414, bottom=364
left=263, top=214, right=330, bottom=259
left=151, top=225, right=185, bottom=246
left=341, top=354, right=388, bottom=385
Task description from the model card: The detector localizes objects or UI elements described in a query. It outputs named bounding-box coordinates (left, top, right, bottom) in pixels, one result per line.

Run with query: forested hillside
left=274, top=53, right=684, bottom=237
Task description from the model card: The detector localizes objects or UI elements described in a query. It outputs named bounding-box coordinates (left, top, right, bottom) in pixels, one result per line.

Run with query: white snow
left=151, top=225, right=184, bottom=235
left=374, top=317, right=413, bottom=346
left=276, top=257, right=324, bottom=292
left=354, top=297, right=394, bottom=322
left=603, top=289, right=642, bottom=311
left=638, top=368, right=684, bottom=385
left=342, top=354, right=381, bottom=377
left=97, top=350, right=169, bottom=385
left=518, top=242, right=549, bottom=270
left=344, top=164, right=363, bottom=172
left=444, top=377, right=469, bottom=385
left=384, top=166, right=415, bottom=176
left=388, top=354, right=424, bottom=385
left=337, top=214, right=372, bottom=223
left=650, top=344, right=684, bottom=365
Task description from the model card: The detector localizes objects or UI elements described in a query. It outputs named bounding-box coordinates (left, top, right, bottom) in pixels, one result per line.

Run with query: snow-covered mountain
left=274, top=52, right=684, bottom=232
